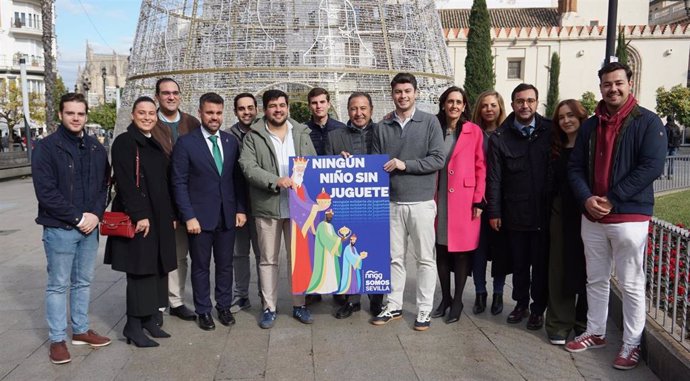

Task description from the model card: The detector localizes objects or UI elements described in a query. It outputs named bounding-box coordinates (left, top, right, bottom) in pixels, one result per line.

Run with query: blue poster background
left=289, top=154, right=390, bottom=295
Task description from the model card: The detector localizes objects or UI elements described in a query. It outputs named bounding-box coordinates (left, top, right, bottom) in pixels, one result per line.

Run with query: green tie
left=209, top=135, right=223, bottom=175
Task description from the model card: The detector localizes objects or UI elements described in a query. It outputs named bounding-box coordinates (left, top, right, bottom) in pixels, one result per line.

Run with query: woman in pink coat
left=432, top=86, right=486, bottom=323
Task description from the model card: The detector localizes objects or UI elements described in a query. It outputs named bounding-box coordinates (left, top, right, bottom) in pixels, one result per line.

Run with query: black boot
left=491, top=293, right=503, bottom=315
left=152, top=310, right=164, bottom=327
left=431, top=298, right=451, bottom=318
left=142, top=315, right=171, bottom=338
left=447, top=298, right=464, bottom=324
left=473, top=292, right=487, bottom=314
left=123, top=316, right=159, bottom=348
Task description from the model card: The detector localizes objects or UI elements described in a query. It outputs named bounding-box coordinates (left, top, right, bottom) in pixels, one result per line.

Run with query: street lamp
left=101, top=67, right=107, bottom=104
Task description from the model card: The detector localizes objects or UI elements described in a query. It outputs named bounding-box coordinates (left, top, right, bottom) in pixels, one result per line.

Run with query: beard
left=267, top=113, right=287, bottom=127
left=292, top=172, right=304, bottom=186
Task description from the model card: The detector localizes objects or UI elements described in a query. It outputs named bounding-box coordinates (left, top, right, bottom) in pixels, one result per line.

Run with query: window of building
left=507, top=59, right=523, bottom=80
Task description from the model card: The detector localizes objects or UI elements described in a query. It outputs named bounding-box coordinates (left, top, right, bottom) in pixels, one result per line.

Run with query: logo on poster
left=364, top=270, right=390, bottom=292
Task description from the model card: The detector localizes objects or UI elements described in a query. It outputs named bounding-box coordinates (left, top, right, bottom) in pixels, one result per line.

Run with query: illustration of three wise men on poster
left=288, top=156, right=389, bottom=295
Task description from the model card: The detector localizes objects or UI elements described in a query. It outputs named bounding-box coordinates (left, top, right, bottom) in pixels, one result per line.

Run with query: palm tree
left=42, top=0, right=57, bottom=133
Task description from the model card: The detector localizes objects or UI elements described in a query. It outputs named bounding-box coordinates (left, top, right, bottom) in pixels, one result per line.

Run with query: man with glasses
left=151, top=77, right=201, bottom=324
left=486, top=83, right=553, bottom=331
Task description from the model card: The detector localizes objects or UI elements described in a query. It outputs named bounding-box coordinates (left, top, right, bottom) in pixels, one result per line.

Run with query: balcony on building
left=9, top=17, right=42, bottom=38
left=0, top=54, right=45, bottom=73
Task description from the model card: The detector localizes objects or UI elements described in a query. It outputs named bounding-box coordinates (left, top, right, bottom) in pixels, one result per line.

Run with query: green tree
left=0, top=80, right=46, bottom=131
left=52, top=76, right=67, bottom=123
left=42, top=0, right=57, bottom=133
left=88, top=102, right=117, bottom=130
left=615, top=26, right=629, bottom=65
left=289, top=101, right=311, bottom=124
left=463, top=0, right=494, bottom=107
left=656, top=85, right=690, bottom=127
left=579, top=91, right=598, bottom=116
left=545, top=52, right=560, bottom=118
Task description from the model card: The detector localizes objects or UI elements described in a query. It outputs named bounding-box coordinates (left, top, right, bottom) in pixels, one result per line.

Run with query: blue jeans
left=43, top=227, right=98, bottom=342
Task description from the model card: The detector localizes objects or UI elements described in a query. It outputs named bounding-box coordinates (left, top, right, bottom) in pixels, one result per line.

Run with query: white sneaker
left=414, top=310, right=431, bottom=331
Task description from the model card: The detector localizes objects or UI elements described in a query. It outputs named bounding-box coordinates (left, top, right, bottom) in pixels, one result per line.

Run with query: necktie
left=208, top=135, right=223, bottom=175
left=522, top=126, right=531, bottom=137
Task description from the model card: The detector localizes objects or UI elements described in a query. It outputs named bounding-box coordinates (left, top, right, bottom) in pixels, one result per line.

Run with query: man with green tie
left=171, top=92, right=247, bottom=331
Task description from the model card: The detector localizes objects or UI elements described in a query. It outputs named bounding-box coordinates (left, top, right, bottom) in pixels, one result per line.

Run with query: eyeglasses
left=514, top=98, right=537, bottom=106
left=160, top=91, right=180, bottom=96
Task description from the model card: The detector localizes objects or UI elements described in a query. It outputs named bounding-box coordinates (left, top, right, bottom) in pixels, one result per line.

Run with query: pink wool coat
left=441, top=121, right=486, bottom=252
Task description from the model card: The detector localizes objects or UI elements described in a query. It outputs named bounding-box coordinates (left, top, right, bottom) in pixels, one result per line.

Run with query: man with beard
left=566, top=62, right=666, bottom=370
left=151, top=77, right=201, bottom=324
left=226, top=93, right=262, bottom=313
left=338, top=233, right=368, bottom=295
left=172, top=92, right=247, bottom=330
left=239, top=89, right=317, bottom=329
left=325, top=92, right=384, bottom=318
left=486, top=83, right=552, bottom=331
left=307, top=208, right=343, bottom=293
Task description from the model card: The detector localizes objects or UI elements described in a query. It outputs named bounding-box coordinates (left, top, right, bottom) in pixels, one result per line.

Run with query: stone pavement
left=0, top=178, right=658, bottom=380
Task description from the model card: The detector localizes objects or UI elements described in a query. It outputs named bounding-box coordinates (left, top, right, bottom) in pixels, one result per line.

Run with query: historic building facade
left=441, top=0, right=690, bottom=113
left=76, top=42, right=128, bottom=106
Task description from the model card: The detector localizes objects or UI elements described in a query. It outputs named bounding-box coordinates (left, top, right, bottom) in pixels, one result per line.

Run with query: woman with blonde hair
left=470, top=90, right=511, bottom=316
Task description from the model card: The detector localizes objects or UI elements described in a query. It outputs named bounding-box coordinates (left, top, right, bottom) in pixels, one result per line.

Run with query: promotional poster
left=289, top=155, right=391, bottom=295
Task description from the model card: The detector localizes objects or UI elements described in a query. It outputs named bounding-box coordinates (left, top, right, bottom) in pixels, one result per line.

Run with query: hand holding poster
left=289, top=155, right=390, bottom=295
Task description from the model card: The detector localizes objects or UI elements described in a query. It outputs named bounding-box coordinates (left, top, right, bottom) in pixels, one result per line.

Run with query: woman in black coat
left=545, top=99, right=588, bottom=345
left=105, top=96, right=176, bottom=347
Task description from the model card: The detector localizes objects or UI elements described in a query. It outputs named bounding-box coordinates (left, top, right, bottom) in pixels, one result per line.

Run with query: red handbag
left=99, top=211, right=135, bottom=238
left=100, top=147, right=139, bottom=238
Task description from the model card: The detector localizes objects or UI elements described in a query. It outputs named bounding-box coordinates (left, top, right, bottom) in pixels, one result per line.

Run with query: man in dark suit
left=171, top=92, right=247, bottom=331
left=486, top=83, right=552, bottom=331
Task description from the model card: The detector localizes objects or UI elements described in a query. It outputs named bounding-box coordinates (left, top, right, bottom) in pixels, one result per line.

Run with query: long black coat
left=549, top=148, right=586, bottom=295
left=486, top=112, right=553, bottom=231
left=104, top=124, right=176, bottom=275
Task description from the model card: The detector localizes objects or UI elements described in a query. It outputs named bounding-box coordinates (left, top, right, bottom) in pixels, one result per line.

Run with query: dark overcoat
left=549, top=148, right=586, bottom=295
left=104, top=124, right=177, bottom=275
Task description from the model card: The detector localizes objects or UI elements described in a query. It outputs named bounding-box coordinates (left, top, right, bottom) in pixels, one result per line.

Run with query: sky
left=56, top=0, right=141, bottom=88
left=55, top=0, right=556, bottom=88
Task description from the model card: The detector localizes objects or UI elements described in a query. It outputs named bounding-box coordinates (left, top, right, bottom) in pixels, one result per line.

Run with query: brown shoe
left=49, top=341, right=71, bottom=364
left=72, top=330, right=112, bottom=347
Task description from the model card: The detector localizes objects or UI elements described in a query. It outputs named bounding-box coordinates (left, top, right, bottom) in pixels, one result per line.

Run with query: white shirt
left=266, top=121, right=295, bottom=219
left=201, top=126, right=224, bottom=162
left=393, top=107, right=415, bottom=130
left=391, top=107, right=419, bottom=205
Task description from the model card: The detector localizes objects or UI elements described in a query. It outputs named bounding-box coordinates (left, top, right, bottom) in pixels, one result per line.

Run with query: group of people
left=32, top=62, right=667, bottom=371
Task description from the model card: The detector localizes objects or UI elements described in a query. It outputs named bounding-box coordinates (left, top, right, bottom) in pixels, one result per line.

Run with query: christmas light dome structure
left=116, top=0, right=454, bottom=130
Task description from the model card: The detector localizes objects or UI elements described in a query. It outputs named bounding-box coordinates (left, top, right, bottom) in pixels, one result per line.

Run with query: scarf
left=591, top=94, right=637, bottom=197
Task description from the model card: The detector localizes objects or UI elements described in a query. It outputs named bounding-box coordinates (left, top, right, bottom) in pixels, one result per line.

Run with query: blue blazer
left=171, top=127, right=247, bottom=231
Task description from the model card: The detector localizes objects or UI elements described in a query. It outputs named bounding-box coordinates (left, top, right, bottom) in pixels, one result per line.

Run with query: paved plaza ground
left=0, top=178, right=659, bottom=380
